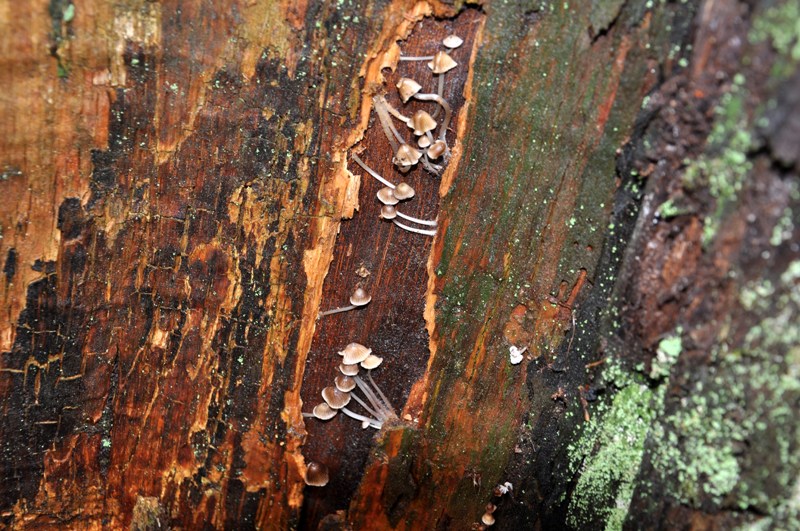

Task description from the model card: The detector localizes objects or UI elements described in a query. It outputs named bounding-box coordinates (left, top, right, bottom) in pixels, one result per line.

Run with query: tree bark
left=1, top=0, right=798, bottom=530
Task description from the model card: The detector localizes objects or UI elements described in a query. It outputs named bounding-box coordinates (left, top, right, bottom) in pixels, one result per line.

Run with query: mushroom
left=481, top=513, right=495, bottom=526
left=360, top=354, right=383, bottom=370
left=392, top=144, right=423, bottom=172
left=379, top=205, right=438, bottom=227
left=408, top=110, right=437, bottom=136
left=339, top=362, right=360, bottom=376
left=322, top=386, right=351, bottom=409
left=427, top=139, right=447, bottom=160
left=393, top=182, right=415, bottom=200
left=304, top=462, right=330, bottom=487
left=443, top=34, right=464, bottom=49
left=312, top=402, right=337, bottom=420
left=335, top=374, right=356, bottom=392
left=377, top=186, right=400, bottom=206
left=318, top=287, right=371, bottom=317
left=339, top=342, right=372, bottom=365
left=418, top=135, right=432, bottom=149
left=396, top=78, right=452, bottom=145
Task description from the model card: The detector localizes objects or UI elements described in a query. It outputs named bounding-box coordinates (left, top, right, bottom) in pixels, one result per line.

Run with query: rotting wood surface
left=2, top=0, right=798, bottom=530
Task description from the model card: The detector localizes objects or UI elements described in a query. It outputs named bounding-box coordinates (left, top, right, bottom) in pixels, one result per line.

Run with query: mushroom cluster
left=303, top=342, right=398, bottom=430
left=349, top=34, right=463, bottom=238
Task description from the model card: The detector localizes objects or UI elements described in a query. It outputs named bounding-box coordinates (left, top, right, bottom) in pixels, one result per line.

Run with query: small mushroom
left=312, top=402, right=338, bottom=420
left=427, top=139, right=447, bottom=159
left=427, top=51, right=457, bottom=74
left=339, top=342, right=372, bottom=365
left=360, top=354, right=383, bottom=370
left=322, top=386, right=351, bottom=409
left=318, top=286, right=372, bottom=317
left=339, top=362, right=360, bottom=376
left=393, top=182, right=415, bottom=200
left=377, top=186, right=399, bottom=206
left=443, top=34, right=464, bottom=49
left=378, top=205, right=437, bottom=227
left=335, top=374, right=357, bottom=392
left=304, top=462, right=330, bottom=487
left=418, top=135, right=432, bottom=148
left=392, top=144, right=423, bottom=171
left=409, top=110, right=437, bottom=136
left=481, top=513, right=495, bottom=526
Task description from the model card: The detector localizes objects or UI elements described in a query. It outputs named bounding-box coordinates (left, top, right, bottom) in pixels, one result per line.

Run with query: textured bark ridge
left=1, top=0, right=798, bottom=529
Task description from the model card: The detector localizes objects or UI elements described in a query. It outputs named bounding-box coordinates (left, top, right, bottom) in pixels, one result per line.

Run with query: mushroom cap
left=481, top=513, right=496, bottom=526
left=339, top=342, right=372, bottom=365
left=396, top=77, right=422, bottom=103
left=443, top=34, right=464, bottom=49
left=304, top=461, right=330, bottom=487
left=339, top=362, right=360, bottom=376
left=360, top=354, right=383, bottom=370
left=335, top=374, right=356, bottom=392
left=417, top=135, right=432, bottom=148
left=409, top=110, right=437, bottom=136
left=312, top=402, right=338, bottom=420
left=380, top=205, right=397, bottom=220
left=349, top=287, right=371, bottom=306
left=377, top=186, right=399, bottom=205
left=393, top=182, right=415, bottom=200
left=427, top=139, right=447, bottom=159
left=428, top=51, right=458, bottom=74
left=322, top=386, right=351, bottom=409
left=393, top=144, right=423, bottom=168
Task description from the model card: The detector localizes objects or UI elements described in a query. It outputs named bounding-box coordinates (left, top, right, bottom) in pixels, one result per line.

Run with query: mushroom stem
left=395, top=209, right=438, bottom=227
left=399, top=55, right=435, bottom=61
left=413, top=93, right=451, bottom=142
left=318, top=305, right=358, bottom=317
left=352, top=153, right=396, bottom=189
left=349, top=392, right=383, bottom=420
left=431, top=74, right=446, bottom=119
left=373, top=96, right=408, bottom=150
left=340, top=407, right=382, bottom=429
left=393, top=220, right=438, bottom=236
left=354, top=375, right=396, bottom=420
left=421, top=154, right=442, bottom=175
left=367, top=371, right=397, bottom=417
left=380, top=97, right=410, bottom=124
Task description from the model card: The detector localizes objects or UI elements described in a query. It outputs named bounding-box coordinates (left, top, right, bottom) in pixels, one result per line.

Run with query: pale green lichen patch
left=651, top=331, right=681, bottom=379
left=567, top=383, right=663, bottom=530
left=749, top=1, right=800, bottom=79
left=649, top=260, right=800, bottom=515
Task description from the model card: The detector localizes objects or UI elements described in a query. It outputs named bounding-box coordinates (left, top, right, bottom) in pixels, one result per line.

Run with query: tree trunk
left=1, top=0, right=797, bottom=529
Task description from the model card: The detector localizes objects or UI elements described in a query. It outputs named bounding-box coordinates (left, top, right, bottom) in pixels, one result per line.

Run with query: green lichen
left=567, top=383, right=664, bottom=531
left=651, top=332, right=681, bottom=379
left=749, top=1, right=800, bottom=79
left=648, top=260, right=800, bottom=514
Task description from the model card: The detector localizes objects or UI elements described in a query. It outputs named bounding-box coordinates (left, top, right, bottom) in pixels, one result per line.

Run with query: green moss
left=651, top=332, right=681, bottom=379
left=749, top=1, right=800, bottom=79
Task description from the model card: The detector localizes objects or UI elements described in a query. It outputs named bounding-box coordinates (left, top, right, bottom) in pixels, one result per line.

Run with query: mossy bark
left=0, top=0, right=797, bottom=530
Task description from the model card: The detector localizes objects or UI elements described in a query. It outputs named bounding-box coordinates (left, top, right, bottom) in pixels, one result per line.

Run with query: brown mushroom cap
left=481, top=513, right=495, bottom=526
left=312, top=402, right=338, bottom=420
left=335, top=374, right=356, bottom=392
left=417, top=135, right=432, bottom=148
left=304, top=461, right=330, bottom=487
left=377, top=186, right=399, bottom=205
left=443, top=34, right=464, bottom=49
left=427, top=139, right=447, bottom=159
left=409, top=110, right=437, bottom=136
left=339, top=362, right=360, bottom=376
left=427, top=51, right=458, bottom=74
left=349, top=287, right=371, bottom=306
left=396, top=77, right=422, bottom=103
left=339, top=342, right=372, bottom=365
left=393, top=182, right=415, bottom=200
left=380, top=205, right=397, bottom=220
left=360, top=354, right=383, bottom=370
left=322, top=386, right=351, bottom=409
left=393, top=144, right=423, bottom=168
